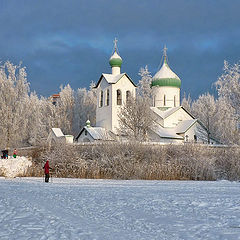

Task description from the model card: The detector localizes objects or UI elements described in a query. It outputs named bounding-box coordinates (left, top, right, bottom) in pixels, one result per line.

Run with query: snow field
left=0, top=178, right=239, bottom=240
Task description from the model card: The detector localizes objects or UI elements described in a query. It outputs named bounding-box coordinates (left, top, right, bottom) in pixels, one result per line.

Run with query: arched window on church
left=117, top=89, right=122, bottom=105
left=126, top=90, right=131, bottom=104
left=153, top=95, right=155, bottom=107
left=100, top=90, right=103, bottom=107
left=174, top=95, right=176, bottom=107
left=163, top=95, right=166, bottom=106
left=106, top=89, right=109, bottom=106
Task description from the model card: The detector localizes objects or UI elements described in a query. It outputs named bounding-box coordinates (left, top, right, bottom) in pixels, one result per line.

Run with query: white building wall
left=111, top=75, right=136, bottom=133
left=153, top=86, right=180, bottom=108
left=96, top=78, right=112, bottom=131
left=77, top=130, right=95, bottom=142
left=164, top=108, right=194, bottom=128
left=183, top=123, right=198, bottom=142
left=96, top=75, right=136, bottom=133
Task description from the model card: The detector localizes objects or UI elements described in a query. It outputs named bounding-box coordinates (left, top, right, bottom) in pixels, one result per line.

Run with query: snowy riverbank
left=0, top=156, right=32, bottom=178
left=0, top=178, right=239, bottom=239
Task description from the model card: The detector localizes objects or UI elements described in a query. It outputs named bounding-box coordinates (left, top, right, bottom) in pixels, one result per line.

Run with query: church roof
left=95, top=73, right=137, bottom=88
left=76, top=127, right=115, bottom=141
left=109, top=51, right=122, bottom=67
left=174, top=119, right=198, bottom=134
left=152, top=46, right=181, bottom=88
left=151, top=106, right=195, bottom=120
left=153, top=60, right=180, bottom=80
left=151, top=106, right=180, bottom=119
left=151, top=124, right=183, bottom=139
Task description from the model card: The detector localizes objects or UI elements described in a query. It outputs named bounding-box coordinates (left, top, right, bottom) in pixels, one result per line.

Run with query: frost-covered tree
left=192, top=93, right=218, bottom=143
left=214, top=61, right=240, bottom=144
left=0, top=61, right=30, bottom=148
left=55, top=84, right=75, bottom=134
left=215, top=61, right=240, bottom=121
left=214, top=98, right=239, bottom=145
left=181, top=93, right=192, bottom=113
left=73, top=83, right=96, bottom=135
left=117, top=96, right=153, bottom=141
left=137, top=66, right=152, bottom=104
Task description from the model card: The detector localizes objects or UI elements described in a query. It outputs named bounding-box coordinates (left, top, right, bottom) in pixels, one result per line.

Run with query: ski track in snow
left=0, top=178, right=239, bottom=240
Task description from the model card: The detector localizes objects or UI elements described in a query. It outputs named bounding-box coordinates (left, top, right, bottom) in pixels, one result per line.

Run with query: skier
left=43, top=160, right=51, bottom=183
left=13, top=149, right=17, bottom=158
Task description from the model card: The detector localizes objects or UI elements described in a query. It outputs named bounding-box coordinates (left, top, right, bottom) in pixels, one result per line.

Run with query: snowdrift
left=0, top=156, right=32, bottom=178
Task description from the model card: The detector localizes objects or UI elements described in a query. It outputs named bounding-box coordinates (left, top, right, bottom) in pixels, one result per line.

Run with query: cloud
left=0, top=0, right=239, bottom=98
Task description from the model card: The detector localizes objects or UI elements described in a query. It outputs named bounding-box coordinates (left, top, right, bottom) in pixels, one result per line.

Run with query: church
left=76, top=40, right=216, bottom=144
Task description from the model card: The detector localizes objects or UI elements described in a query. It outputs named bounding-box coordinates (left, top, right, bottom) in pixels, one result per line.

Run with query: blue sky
left=0, top=0, right=239, bottom=99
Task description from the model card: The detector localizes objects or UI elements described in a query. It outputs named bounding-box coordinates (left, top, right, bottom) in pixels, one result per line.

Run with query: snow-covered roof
left=78, top=127, right=115, bottom=141
left=102, top=73, right=125, bottom=84
left=109, top=51, right=122, bottom=61
left=95, top=73, right=137, bottom=88
left=51, top=128, right=64, bottom=137
left=151, top=124, right=183, bottom=139
left=174, top=119, right=197, bottom=134
left=151, top=106, right=181, bottom=119
left=153, top=60, right=180, bottom=80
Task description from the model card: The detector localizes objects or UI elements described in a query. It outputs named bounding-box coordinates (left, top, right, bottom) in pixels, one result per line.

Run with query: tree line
left=0, top=61, right=96, bottom=149
left=0, top=60, right=239, bottom=149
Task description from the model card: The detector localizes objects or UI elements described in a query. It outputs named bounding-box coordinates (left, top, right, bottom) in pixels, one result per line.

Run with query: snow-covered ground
left=0, top=178, right=239, bottom=240
left=0, top=157, right=32, bottom=178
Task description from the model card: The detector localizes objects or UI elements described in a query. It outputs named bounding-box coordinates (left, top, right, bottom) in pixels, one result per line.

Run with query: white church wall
left=153, top=86, right=180, bottom=108
left=96, top=78, right=113, bottom=131
left=77, top=129, right=95, bottom=143
left=164, top=108, right=194, bottom=128
left=111, top=75, right=136, bottom=133
left=183, top=122, right=198, bottom=143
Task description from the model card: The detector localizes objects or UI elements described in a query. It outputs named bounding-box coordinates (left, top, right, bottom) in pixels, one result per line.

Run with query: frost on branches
left=216, top=61, right=240, bottom=121
left=137, top=66, right=153, bottom=104
left=215, top=61, right=240, bottom=144
left=0, top=61, right=97, bottom=148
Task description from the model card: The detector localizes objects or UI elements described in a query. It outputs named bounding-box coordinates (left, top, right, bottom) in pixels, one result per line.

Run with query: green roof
left=151, top=78, right=181, bottom=88
left=109, top=58, right=122, bottom=67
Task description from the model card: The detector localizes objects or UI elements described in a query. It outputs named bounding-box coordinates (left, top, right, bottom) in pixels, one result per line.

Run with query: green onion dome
left=109, top=51, right=122, bottom=67
left=152, top=59, right=181, bottom=88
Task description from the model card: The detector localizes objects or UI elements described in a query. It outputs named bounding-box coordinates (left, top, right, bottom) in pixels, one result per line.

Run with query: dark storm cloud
left=0, top=0, right=239, bottom=97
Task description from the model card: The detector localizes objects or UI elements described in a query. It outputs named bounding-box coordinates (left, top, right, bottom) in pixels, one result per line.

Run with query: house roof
left=51, top=128, right=64, bottom=137
left=174, top=119, right=197, bottom=134
left=151, top=106, right=181, bottom=119
left=151, top=124, right=183, bottom=139
left=76, top=127, right=115, bottom=141
left=95, top=73, right=137, bottom=88
left=150, top=106, right=195, bottom=120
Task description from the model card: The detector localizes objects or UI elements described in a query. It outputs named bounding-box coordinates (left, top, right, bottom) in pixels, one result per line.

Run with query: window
left=174, top=95, right=176, bottom=107
left=117, top=89, right=122, bottom=105
left=85, top=130, right=88, bottom=136
left=106, top=89, right=109, bottom=106
left=99, top=90, right=103, bottom=107
left=153, top=96, right=155, bottom=107
left=126, top=90, right=131, bottom=104
left=163, top=95, right=166, bottom=106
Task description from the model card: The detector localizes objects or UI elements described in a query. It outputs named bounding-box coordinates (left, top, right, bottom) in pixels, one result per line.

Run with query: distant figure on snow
left=43, top=160, right=52, bottom=182
left=13, top=149, right=17, bottom=158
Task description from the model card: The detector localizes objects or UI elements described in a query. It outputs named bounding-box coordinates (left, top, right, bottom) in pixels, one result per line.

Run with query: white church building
left=76, top=41, right=216, bottom=144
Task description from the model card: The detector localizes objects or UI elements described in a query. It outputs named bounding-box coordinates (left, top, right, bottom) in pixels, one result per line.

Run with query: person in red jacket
left=43, top=160, right=51, bottom=182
